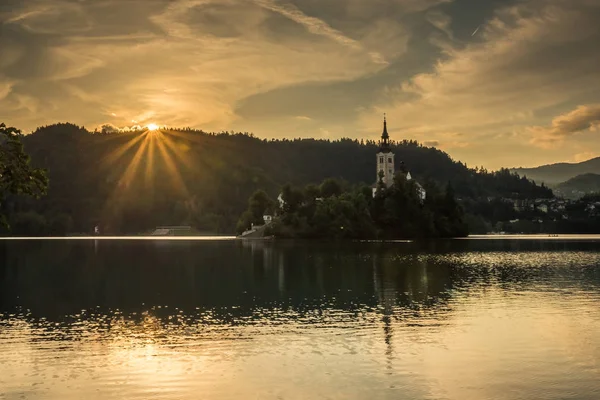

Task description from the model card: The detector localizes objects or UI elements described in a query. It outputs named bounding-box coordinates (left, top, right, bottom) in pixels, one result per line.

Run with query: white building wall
left=377, top=151, right=395, bottom=187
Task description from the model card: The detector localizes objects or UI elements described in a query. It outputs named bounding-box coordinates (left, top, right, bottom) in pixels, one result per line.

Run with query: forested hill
left=555, top=173, right=600, bottom=199
left=5, top=123, right=551, bottom=234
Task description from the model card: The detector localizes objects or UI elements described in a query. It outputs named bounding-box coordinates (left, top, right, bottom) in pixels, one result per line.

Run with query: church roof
left=379, top=114, right=391, bottom=153
left=382, top=115, right=389, bottom=140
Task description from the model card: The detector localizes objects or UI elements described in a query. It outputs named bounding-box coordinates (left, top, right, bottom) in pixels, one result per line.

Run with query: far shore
left=2, top=233, right=600, bottom=241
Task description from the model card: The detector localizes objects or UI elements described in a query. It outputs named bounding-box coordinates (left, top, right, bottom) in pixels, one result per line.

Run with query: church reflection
left=239, top=241, right=461, bottom=369
left=371, top=250, right=453, bottom=370
left=372, top=253, right=395, bottom=370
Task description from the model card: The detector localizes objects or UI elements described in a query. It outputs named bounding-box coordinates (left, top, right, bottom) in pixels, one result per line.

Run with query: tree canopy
left=0, top=123, right=48, bottom=228
left=1, top=123, right=554, bottom=235
left=238, top=176, right=468, bottom=239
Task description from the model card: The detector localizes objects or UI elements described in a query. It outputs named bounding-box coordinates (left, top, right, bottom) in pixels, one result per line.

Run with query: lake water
left=1, top=237, right=600, bottom=400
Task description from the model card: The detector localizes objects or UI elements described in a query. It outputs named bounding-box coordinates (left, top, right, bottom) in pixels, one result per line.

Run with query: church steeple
left=379, top=113, right=391, bottom=153
left=382, top=113, right=389, bottom=139
left=372, top=113, right=395, bottom=195
left=371, top=114, right=425, bottom=200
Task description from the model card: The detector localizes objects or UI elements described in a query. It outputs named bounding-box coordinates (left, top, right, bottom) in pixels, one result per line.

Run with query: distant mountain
left=554, top=173, right=600, bottom=199
left=512, top=157, right=600, bottom=185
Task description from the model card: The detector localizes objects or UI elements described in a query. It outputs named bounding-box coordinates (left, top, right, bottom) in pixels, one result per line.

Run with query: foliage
left=236, top=190, right=276, bottom=234
left=463, top=213, right=493, bottom=234
left=3, top=123, right=552, bottom=236
left=0, top=123, right=48, bottom=228
left=9, top=212, right=47, bottom=236
left=261, top=176, right=468, bottom=239
left=581, top=192, right=600, bottom=203
left=554, top=174, right=600, bottom=199
left=467, top=167, right=553, bottom=199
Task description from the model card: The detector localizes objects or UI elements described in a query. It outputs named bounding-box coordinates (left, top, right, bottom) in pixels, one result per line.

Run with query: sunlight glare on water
left=1, top=238, right=600, bottom=400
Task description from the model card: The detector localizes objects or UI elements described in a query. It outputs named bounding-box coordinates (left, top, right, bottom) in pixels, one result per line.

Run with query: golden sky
left=1, top=0, right=600, bottom=169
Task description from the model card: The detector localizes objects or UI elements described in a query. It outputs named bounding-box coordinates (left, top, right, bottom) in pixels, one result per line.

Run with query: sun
left=147, top=123, right=159, bottom=131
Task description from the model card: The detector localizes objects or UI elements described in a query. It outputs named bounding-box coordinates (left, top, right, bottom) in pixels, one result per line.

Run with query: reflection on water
left=1, top=238, right=600, bottom=400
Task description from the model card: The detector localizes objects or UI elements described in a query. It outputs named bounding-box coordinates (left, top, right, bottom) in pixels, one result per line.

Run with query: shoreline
left=1, top=233, right=600, bottom=241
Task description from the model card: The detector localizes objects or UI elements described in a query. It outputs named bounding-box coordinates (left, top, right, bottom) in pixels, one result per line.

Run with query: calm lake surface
left=1, top=237, right=600, bottom=400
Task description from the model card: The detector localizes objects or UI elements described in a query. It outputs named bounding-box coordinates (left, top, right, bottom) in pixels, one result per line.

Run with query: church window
left=388, top=158, right=392, bottom=163
left=379, top=157, right=384, bottom=164
left=389, top=169, right=392, bottom=174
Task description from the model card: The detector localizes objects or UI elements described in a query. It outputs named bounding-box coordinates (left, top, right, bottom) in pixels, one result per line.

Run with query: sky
left=1, top=0, right=600, bottom=169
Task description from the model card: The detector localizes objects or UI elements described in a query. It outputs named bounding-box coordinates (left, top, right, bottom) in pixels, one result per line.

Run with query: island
left=237, top=117, right=468, bottom=240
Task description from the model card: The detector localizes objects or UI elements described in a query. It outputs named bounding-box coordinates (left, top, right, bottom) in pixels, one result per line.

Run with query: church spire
left=379, top=113, right=390, bottom=152
left=382, top=113, right=389, bottom=140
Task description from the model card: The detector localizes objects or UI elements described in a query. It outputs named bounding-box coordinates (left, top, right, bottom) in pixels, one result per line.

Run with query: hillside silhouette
left=555, top=173, right=600, bottom=199
left=3, top=123, right=552, bottom=234
left=512, top=157, right=600, bottom=185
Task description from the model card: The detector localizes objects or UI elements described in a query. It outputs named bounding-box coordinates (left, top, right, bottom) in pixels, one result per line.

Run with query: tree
left=0, top=123, right=48, bottom=228
left=48, top=213, right=74, bottom=236
left=281, top=183, right=304, bottom=215
left=248, top=190, right=275, bottom=223
left=303, top=184, right=321, bottom=203
left=261, top=176, right=467, bottom=239
left=3, top=122, right=553, bottom=234
left=236, top=189, right=275, bottom=234
left=10, top=212, right=47, bottom=236
left=319, top=178, right=343, bottom=198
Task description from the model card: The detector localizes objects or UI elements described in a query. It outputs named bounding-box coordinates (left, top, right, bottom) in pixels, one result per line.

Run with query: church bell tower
left=376, top=114, right=395, bottom=188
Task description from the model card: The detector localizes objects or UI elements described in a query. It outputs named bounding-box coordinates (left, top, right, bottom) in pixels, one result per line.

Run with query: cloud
left=98, top=123, right=121, bottom=133
left=422, top=135, right=470, bottom=150
left=573, top=151, right=600, bottom=163
left=360, top=0, right=600, bottom=167
left=0, top=79, right=14, bottom=100
left=345, top=0, right=452, bottom=17
left=426, top=10, right=453, bottom=39
left=254, top=0, right=387, bottom=65
left=319, top=128, right=331, bottom=138
left=442, top=141, right=470, bottom=149
left=46, top=46, right=107, bottom=81
left=1, top=0, right=600, bottom=170
left=3, top=1, right=92, bottom=35
left=1, top=0, right=388, bottom=132
left=358, top=17, right=410, bottom=62
left=530, top=104, right=600, bottom=148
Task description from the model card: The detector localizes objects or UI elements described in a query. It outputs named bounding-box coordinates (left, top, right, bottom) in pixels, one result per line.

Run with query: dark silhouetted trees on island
left=0, top=122, right=555, bottom=236
left=239, top=175, right=468, bottom=239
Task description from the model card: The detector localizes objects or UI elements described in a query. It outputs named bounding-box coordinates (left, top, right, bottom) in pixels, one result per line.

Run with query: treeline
left=1, top=123, right=552, bottom=235
left=238, top=176, right=468, bottom=239
left=465, top=192, right=600, bottom=234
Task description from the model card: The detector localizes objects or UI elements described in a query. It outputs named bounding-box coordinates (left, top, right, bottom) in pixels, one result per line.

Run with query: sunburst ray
left=154, top=131, right=189, bottom=197
left=101, top=131, right=146, bottom=168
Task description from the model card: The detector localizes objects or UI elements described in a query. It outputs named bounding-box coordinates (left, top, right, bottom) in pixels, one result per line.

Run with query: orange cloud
left=573, top=151, right=600, bottom=163
left=1, top=0, right=600, bottom=171
left=2, top=0, right=398, bottom=132
left=360, top=0, right=600, bottom=168
left=254, top=0, right=388, bottom=65
left=530, top=104, right=600, bottom=148
left=0, top=79, right=13, bottom=100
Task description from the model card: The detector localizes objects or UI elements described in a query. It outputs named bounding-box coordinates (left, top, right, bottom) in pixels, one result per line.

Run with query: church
left=372, top=115, right=426, bottom=202
left=275, top=115, right=426, bottom=210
